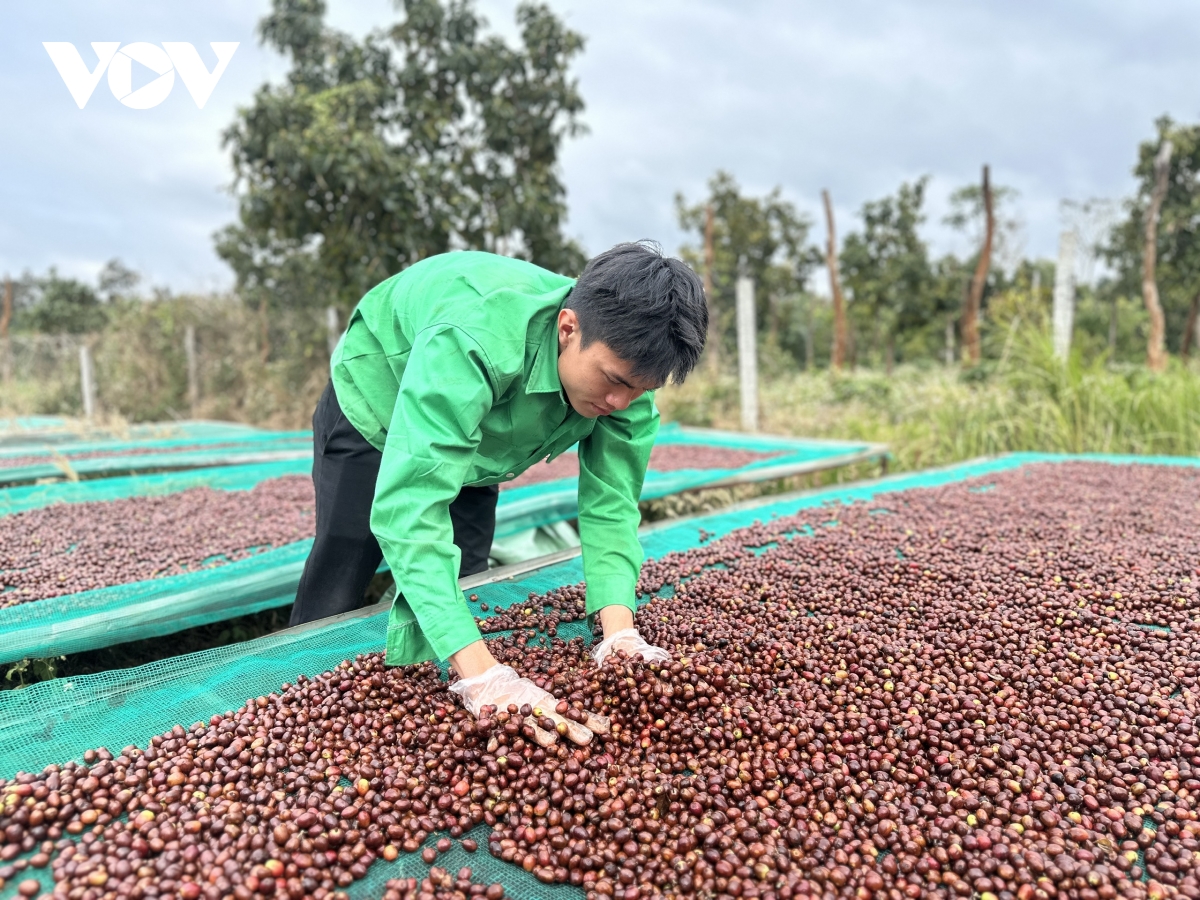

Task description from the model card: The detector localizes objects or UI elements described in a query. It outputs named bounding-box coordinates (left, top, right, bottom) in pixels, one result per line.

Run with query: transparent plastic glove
left=448, top=664, right=609, bottom=746
left=592, top=628, right=671, bottom=666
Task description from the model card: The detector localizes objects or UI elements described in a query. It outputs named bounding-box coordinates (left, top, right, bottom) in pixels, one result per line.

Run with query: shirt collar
left=526, top=306, right=567, bottom=397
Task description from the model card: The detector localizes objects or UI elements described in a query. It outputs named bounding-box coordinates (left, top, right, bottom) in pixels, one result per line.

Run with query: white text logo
left=43, top=42, right=239, bottom=110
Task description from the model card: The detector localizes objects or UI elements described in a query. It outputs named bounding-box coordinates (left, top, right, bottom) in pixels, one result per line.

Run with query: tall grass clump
left=658, top=330, right=1200, bottom=471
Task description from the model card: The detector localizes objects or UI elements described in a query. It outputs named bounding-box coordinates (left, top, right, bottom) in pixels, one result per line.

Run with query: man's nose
left=606, top=388, right=641, bottom=411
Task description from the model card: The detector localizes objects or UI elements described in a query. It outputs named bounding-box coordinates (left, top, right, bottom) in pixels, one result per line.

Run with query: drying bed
left=0, top=433, right=312, bottom=488
left=0, top=428, right=880, bottom=664
left=0, top=443, right=307, bottom=473
left=0, top=476, right=314, bottom=608
left=0, top=454, right=1197, bottom=900
left=0, top=421, right=266, bottom=452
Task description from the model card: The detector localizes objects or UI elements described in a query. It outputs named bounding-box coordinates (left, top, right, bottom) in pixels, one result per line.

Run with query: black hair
left=565, top=240, right=708, bottom=385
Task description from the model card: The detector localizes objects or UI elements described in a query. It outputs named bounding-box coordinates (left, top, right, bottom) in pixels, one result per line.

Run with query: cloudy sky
left=1, top=1, right=1196, bottom=293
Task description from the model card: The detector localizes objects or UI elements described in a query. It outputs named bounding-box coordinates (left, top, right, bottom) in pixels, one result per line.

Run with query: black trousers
left=289, top=381, right=499, bottom=626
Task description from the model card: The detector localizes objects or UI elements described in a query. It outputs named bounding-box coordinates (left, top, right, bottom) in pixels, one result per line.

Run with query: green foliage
left=8, top=259, right=140, bottom=336
left=2, top=291, right=330, bottom=428
left=1071, top=289, right=1149, bottom=362
left=676, top=171, right=820, bottom=365
left=839, top=179, right=934, bottom=366
left=92, top=295, right=328, bottom=426
left=4, top=656, right=64, bottom=689
left=218, top=0, right=587, bottom=323
left=14, top=270, right=102, bottom=335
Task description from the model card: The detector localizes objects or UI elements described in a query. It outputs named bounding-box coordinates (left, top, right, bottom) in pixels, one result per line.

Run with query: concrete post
left=185, top=325, right=199, bottom=412
left=735, top=275, right=758, bottom=432
left=79, top=343, right=97, bottom=419
left=326, top=306, right=341, bottom=358
left=1052, top=231, right=1077, bottom=360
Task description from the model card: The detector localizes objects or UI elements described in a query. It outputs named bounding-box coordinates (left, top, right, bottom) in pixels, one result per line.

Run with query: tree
left=944, top=171, right=1020, bottom=365
left=218, top=0, right=588, bottom=332
left=97, top=259, right=141, bottom=302
left=960, top=166, right=993, bottom=364
left=1143, top=140, right=1173, bottom=371
left=676, top=171, right=820, bottom=368
left=14, top=269, right=108, bottom=335
left=839, top=179, right=933, bottom=372
left=1101, top=116, right=1200, bottom=364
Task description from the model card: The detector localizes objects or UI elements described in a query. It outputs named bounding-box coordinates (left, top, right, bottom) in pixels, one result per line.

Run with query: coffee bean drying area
left=0, top=421, right=268, bottom=453
left=0, top=426, right=884, bottom=665
left=0, top=433, right=314, bottom=489
left=1, top=453, right=1198, bottom=900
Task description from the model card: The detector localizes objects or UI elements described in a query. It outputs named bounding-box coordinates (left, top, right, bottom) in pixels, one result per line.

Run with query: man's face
left=556, top=308, right=660, bottom=418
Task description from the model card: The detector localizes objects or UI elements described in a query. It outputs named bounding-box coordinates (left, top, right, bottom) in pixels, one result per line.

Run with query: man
left=291, top=241, right=708, bottom=744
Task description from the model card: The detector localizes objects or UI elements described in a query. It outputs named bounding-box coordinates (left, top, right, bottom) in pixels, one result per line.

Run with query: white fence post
left=326, top=306, right=341, bottom=358
left=735, top=275, right=758, bottom=432
left=1052, top=231, right=1077, bottom=361
left=79, top=343, right=97, bottom=419
left=185, top=325, right=199, bottom=412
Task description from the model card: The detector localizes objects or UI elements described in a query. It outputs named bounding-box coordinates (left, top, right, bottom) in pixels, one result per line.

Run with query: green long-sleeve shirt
left=330, top=251, right=658, bottom=666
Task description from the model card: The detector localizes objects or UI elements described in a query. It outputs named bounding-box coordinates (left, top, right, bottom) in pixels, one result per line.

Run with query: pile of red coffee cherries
left=1, top=462, right=1198, bottom=900
left=0, top=476, right=314, bottom=607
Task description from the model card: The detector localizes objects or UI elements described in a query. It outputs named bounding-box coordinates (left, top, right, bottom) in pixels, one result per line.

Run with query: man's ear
left=558, top=308, right=580, bottom=344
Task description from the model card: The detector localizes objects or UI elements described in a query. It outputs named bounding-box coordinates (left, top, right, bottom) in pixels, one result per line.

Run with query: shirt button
left=506, top=473, right=515, bottom=478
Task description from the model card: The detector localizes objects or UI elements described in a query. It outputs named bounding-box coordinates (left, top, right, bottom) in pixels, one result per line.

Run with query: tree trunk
left=703, top=203, right=719, bottom=371
left=1182, top=290, right=1200, bottom=359
left=961, top=165, right=994, bottom=365
left=944, top=315, right=955, bottom=367
left=885, top=333, right=895, bottom=376
left=1143, top=140, right=1173, bottom=372
left=822, top=190, right=849, bottom=371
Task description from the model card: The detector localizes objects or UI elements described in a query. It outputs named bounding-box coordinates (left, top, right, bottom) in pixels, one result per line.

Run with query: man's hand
left=448, top=664, right=610, bottom=747
left=593, top=606, right=671, bottom=666
left=592, top=627, right=671, bottom=667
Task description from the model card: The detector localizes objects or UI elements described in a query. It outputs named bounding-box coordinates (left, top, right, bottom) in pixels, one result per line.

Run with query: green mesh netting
left=0, top=430, right=313, bottom=486
left=0, top=428, right=881, bottom=663
left=0, top=430, right=310, bottom=461
left=1, top=452, right=1199, bottom=900
left=0, top=415, right=69, bottom=436
left=0, top=418, right=266, bottom=450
